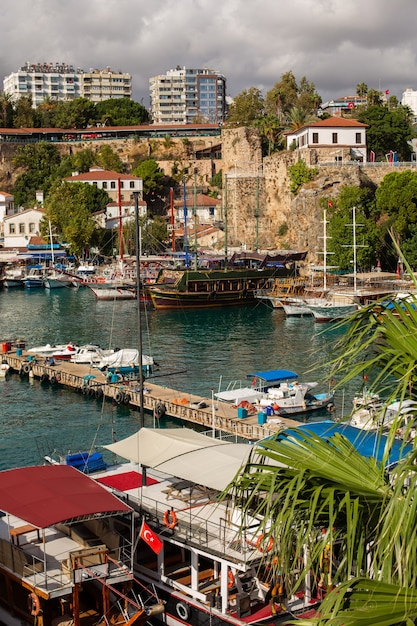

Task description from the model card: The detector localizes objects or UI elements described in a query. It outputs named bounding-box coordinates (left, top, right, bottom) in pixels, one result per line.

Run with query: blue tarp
left=247, top=369, right=298, bottom=384
left=281, top=421, right=413, bottom=467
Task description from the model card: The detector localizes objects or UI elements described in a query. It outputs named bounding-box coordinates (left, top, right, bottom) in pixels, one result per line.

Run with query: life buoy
left=22, top=363, right=31, bottom=374
left=256, top=534, right=274, bottom=553
left=27, top=592, right=41, bottom=616
left=163, top=509, right=177, bottom=529
left=115, top=391, right=124, bottom=404
left=220, top=570, right=235, bottom=589
left=175, top=601, right=190, bottom=621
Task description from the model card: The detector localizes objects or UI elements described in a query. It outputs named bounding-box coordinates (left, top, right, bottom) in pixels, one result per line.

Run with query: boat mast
left=118, top=178, right=123, bottom=262
left=224, top=174, right=228, bottom=268
left=48, top=220, right=55, bottom=267
left=193, top=168, right=198, bottom=270
left=170, top=187, right=175, bottom=252
left=183, top=176, right=189, bottom=268
left=134, top=192, right=145, bottom=427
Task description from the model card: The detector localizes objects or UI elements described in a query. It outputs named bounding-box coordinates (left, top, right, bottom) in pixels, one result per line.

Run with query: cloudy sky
left=2, top=0, right=417, bottom=107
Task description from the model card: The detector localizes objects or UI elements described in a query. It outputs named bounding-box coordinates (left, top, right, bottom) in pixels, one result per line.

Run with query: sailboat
left=43, top=221, right=74, bottom=289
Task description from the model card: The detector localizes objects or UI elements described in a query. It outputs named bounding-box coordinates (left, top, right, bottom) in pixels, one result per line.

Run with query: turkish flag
left=140, top=520, right=163, bottom=554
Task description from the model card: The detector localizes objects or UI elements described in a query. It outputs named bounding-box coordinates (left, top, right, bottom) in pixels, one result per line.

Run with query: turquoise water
left=0, top=287, right=351, bottom=470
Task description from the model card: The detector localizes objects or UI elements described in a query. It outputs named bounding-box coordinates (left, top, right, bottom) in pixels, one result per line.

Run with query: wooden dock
left=1, top=349, right=302, bottom=441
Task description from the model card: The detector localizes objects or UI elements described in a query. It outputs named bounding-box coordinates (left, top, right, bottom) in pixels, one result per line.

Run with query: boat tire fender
left=95, top=387, right=104, bottom=399
left=175, top=601, right=190, bottom=621
left=28, top=592, right=41, bottom=616
left=115, top=391, right=124, bottom=404
left=163, top=509, right=177, bottom=529
left=88, top=387, right=96, bottom=397
left=82, top=385, right=89, bottom=395
left=123, top=393, right=131, bottom=405
left=40, top=373, right=49, bottom=383
left=22, top=363, right=31, bottom=374
left=51, top=374, right=61, bottom=385
left=327, top=402, right=335, bottom=413
left=154, top=402, right=166, bottom=418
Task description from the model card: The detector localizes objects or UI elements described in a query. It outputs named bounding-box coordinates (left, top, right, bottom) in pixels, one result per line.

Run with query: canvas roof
left=0, top=465, right=131, bottom=528
left=104, top=428, right=275, bottom=491
left=247, top=369, right=298, bottom=384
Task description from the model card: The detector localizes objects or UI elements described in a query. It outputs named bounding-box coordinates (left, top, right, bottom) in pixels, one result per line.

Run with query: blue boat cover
left=281, top=421, right=413, bottom=467
left=247, top=369, right=298, bottom=384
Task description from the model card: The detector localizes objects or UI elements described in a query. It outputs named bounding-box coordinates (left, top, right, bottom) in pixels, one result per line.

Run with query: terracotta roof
left=174, top=194, right=221, bottom=207
left=307, top=117, right=368, bottom=129
left=66, top=169, right=141, bottom=182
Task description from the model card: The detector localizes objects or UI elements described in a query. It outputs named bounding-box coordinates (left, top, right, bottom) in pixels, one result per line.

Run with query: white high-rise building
left=149, top=66, right=227, bottom=125
left=402, top=87, right=417, bottom=118
left=3, top=63, right=132, bottom=108
left=3, top=62, right=82, bottom=108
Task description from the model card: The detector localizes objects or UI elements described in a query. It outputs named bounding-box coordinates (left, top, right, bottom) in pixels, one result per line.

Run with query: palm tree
left=225, top=241, right=417, bottom=625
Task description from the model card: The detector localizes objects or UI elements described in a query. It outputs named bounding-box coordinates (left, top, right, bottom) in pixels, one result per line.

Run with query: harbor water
left=0, top=287, right=353, bottom=471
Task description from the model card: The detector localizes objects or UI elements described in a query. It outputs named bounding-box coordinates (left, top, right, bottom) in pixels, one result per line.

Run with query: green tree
left=132, top=159, right=165, bottom=203
left=141, top=215, right=168, bottom=254
left=0, top=92, right=14, bottom=127
left=327, top=186, right=381, bottom=270
left=357, top=104, right=414, bottom=161
left=43, top=181, right=108, bottom=254
left=35, top=97, right=59, bottom=128
left=95, top=145, right=124, bottom=172
left=13, top=96, right=36, bottom=128
left=226, top=87, right=265, bottom=126
left=288, top=159, right=317, bottom=194
left=254, top=114, right=283, bottom=156
left=95, top=98, right=149, bottom=126
left=375, top=171, right=417, bottom=266
left=265, top=71, right=299, bottom=121
left=356, top=82, right=368, bottom=97
left=52, top=97, right=96, bottom=129
left=12, top=142, right=62, bottom=206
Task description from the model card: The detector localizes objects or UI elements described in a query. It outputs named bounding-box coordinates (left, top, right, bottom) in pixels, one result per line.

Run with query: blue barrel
left=110, top=374, right=119, bottom=383
left=257, top=411, right=267, bottom=425
left=237, top=407, right=248, bottom=418
left=28, top=355, right=35, bottom=362
left=16, top=348, right=22, bottom=356
left=266, top=406, right=273, bottom=416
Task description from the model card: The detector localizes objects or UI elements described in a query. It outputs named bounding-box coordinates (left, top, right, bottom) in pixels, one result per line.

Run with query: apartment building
left=80, top=67, right=132, bottom=102
left=3, top=63, right=131, bottom=107
left=149, top=66, right=227, bottom=125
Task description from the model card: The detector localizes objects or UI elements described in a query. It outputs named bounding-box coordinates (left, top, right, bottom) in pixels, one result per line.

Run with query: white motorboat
left=70, top=344, right=115, bottom=364
left=307, top=300, right=358, bottom=322
left=280, top=298, right=314, bottom=316
left=97, top=348, right=154, bottom=373
left=27, top=343, right=69, bottom=357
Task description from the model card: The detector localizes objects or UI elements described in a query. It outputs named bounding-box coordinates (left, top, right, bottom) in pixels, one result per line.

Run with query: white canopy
left=103, top=428, right=273, bottom=491
left=100, top=348, right=153, bottom=367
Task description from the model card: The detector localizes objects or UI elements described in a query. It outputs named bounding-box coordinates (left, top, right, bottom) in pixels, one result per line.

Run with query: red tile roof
left=66, top=169, right=141, bottom=182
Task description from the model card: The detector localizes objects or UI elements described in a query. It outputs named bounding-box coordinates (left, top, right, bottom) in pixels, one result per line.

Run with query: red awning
left=0, top=465, right=131, bottom=528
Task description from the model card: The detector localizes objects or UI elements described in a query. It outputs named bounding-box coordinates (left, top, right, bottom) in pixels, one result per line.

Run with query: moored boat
left=306, top=300, right=357, bottom=322
left=0, top=463, right=164, bottom=625
left=48, top=428, right=323, bottom=626
left=148, top=251, right=307, bottom=310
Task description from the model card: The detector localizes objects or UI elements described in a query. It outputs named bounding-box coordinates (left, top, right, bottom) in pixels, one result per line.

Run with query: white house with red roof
left=285, top=117, right=368, bottom=163
left=65, top=166, right=143, bottom=202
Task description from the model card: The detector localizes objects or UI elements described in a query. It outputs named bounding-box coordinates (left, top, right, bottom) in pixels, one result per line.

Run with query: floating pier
left=1, top=346, right=302, bottom=441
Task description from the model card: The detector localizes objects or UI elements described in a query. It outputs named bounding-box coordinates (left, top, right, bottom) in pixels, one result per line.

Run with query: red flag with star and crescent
left=140, top=520, right=163, bottom=554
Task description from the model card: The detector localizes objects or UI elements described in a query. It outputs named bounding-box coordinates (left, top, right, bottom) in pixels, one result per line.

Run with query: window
left=355, top=132, right=361, bottom=143
left=312, top=132, right=318, bottom=144
left=19, top=223, right=25, bottom=234
left=29, top=223, right=35, bottom=233
left=110, top=181, right=116, bottom=189
left=102, top=181, right=107, bottom=189
left=9, top=223, right=15, bottom=234
left=130, top=181, right=135, bottom=189
left=332, top=133, right=338, bottom=144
